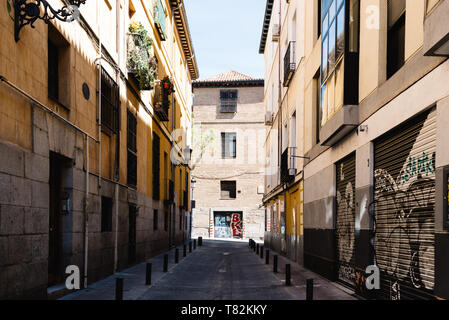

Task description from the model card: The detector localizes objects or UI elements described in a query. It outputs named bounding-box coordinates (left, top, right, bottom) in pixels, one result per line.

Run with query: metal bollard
left=198, top=237, right=203, bottom=246
left=163, top=254, right=168, bottom=272
left=256, top=244, right=259, bottom=255
left=115, top=278, right=123, bottom=300
left=145, top=263, right=152, bottom=285
left=286, top=264, right=291, bottom=286
left=306, top=279, right=314, bottom=300
left=265, top=249, right=270, bottom=265
left=183, top=244, right=187, bottom=257
left=175, top=248, right=179, bottom=264
left=260, top=246, right=264, bottom=259
left=189, top=241, right=192, bottom=253
left=249, top=239, right=251, bottom=247
left=273, top=255, right=278, bottom=273
left=193, top=239, right=197, bottom=250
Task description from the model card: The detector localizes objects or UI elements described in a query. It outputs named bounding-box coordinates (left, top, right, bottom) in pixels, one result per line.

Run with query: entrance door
left=48, top=153, right=71, bottom=286
left=128, top=205, right=137, bottom=265
left=214, top=212, right=243, bottom=239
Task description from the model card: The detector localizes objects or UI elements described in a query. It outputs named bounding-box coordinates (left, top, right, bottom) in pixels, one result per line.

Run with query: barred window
left=220, top=90, right=238, bottom=113
left=221, top=181, right=237, bottom=199
left=101, top=68, right=119, bottom=133
left=127, top=110, right=137, bottom=188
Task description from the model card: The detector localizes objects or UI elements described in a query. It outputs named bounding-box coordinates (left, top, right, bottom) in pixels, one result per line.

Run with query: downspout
left=278, top=0, right=282, bottom=187
left=84, top=135, right=89, bottom=289
left=113, top=0, right=121, bottom=273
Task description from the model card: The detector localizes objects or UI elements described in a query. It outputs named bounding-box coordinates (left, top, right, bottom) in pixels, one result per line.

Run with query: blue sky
left=184, top=0, right=266, bottom=80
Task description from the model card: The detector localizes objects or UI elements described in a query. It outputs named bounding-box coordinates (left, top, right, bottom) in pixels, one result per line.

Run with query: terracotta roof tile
left=198, top=70, right=260, bottom=83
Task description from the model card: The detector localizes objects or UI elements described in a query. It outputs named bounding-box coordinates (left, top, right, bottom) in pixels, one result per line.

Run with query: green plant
left=160, top=76, right=175, bottom=95
left=127, top=22, right=158, bottom=90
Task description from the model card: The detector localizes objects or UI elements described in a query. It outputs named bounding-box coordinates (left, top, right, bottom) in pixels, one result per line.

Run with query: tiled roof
left=199, top=70, right=260, bottom=83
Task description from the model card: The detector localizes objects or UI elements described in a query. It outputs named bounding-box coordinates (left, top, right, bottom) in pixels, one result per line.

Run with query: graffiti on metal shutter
left=231, top=213, right=243, bottom=238
left=374, top=109, right=436, bottom=300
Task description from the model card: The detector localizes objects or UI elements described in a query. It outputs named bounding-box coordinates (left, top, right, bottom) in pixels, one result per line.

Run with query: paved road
left=62, top=239, right=357, bottom=300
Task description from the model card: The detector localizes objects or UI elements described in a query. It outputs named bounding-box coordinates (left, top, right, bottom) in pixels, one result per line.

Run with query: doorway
left=48, top=152, right=72, bottom=286
left=213, top=212, right=243, bottom=239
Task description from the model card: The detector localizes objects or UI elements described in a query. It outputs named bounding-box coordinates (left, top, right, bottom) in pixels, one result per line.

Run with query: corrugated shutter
left=336, top=153, right=356, bottom=289
left=374, top=108, right=436, bottom=300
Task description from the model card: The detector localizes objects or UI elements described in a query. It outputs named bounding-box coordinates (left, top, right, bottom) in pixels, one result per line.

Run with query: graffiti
left=336, top=181, right=356, bottom=283
left=231, top=213, right=243, bottom=238
left=214, top=215, right=232, bottom=239
left=372, top=111, right=436, bottom=299
left=400, top=152, right=435, bottom=185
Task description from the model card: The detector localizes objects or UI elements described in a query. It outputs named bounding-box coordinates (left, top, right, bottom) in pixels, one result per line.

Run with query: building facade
left=0, top=0, right=198, bottom=299
left=191, top=71, right=265, bottom=241
left=260, top=0, right=449, bottom=300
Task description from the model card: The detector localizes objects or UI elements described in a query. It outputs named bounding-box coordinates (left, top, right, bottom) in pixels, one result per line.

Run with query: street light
left=190, top=177, right=196, bottom=240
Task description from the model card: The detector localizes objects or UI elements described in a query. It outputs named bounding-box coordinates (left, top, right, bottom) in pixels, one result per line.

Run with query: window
left=153, top=209, right=159, bottom=231
left=314, top=70, right=321, bottom=144
left=220, top=90, right=238, bottom=113
left=153, top=133, right=160, bottom=200
left=387, top=0, right=406, bottom=79
left=221, top=181, right=237, bottom=199
left=101, top=197, right=113, bottom=232
left=48, top=25, right=70, bottom=108
left=221, top=133, right=237, bottom=159
left=320, top=0, right=359, bottom=126
left=127, top=110, right=137, bottom=187
left=101, top=68, right=119, bottom=133
left=317, top=0, right=322, bottom=39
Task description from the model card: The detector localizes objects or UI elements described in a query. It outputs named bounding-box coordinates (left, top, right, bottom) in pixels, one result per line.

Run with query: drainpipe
left=84, top=134, right=89, bottom=289
left=113, top=0, right=121, bottom=273
left=278, top=0, right=282, bottom=187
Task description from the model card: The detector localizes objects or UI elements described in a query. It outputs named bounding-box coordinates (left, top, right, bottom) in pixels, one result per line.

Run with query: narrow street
left=61, top=240, right=356, bottom=300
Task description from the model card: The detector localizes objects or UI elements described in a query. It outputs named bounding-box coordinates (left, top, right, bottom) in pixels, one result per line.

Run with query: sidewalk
left=252, top=244, right=359, bottom=300
left=60, top=242, right=201, bottom=300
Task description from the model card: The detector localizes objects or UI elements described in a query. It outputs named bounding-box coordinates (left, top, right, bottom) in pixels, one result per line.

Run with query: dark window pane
left=336, top=6, right=345, bottom=59
left=153, top=210, right=158, bottom=231
left=48, top=41, right=59, bottom=100
left=220, top=181, right=237, bottom=199
left=153, top=133, right=160, bottom=200
left=101, top=197, right=113, bottom=232
left=328, top=19, right=336, bottom=71
left=101, top=68, right=119, bottom=133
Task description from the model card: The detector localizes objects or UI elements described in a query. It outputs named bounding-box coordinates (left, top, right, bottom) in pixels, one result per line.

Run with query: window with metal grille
left=153, top=133, right=160, bottom=200
left=127, top=110, right=137, bottom=187
left=220, top=181, right=237, bottom=199
left=101, top=196, right=113, bottom=232
left=221, top=133, right=237, bottom=159
left=220, top=90, right=238, bottom=113
left=48, top=40, right=59, bottom=101
left=101, top=68, right=119, bottom=133
left=153, top=209, right=158, bottom=231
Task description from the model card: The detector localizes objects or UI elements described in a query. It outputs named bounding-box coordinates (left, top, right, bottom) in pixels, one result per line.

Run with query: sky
left=184, top=0, right=266, bottom=81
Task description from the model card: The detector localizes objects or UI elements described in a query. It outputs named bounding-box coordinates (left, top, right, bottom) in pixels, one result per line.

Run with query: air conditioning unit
left=265, top=111, right=273, bottom=126
left=272, top=24, right=280, bottom=42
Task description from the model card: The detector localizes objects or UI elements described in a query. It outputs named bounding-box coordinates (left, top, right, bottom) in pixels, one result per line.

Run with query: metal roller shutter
left=374, top=108, right=436, bottom=300
left=336, top=153, right=356, bottom=289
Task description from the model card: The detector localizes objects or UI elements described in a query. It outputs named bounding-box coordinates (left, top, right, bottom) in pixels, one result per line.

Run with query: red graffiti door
left=231, top=213, right=243, bottom=238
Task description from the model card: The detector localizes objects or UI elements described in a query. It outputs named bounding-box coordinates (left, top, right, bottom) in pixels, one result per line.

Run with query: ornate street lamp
left=14, top=0, right=87, bottom=42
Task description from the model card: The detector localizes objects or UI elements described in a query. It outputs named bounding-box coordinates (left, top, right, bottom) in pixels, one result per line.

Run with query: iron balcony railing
left=153, top=83, right=169, bottom=121
left=283, top=41, right=296, bottom=87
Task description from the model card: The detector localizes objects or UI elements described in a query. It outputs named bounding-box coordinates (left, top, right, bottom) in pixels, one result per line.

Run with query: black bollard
left=198, top=237, right=203, bottom=246
left=286, top=264, right=291, bottom=286
left=163, top=254, right=168, bottom=272
left=189, top=241, right=192, bottom=253
left=306, top=279, right=314, bottom=300
left=266, top=249, right=270, bottom=265
left=183, top=244, right=187, bottom=257
left=175, top=248, right=179, bottom=264
left=249, top=239, right=251, bottom=247
left=256, top=244, right=259, bottom=255
left=145, top=263, right=152, bottom=285
left=273, top=255, right=278, bottom=273
left=193, top=239, right=197, bottom=250
left=115, top=278, right=123, bottom=300
left=260, top=246, right=264, bottom=259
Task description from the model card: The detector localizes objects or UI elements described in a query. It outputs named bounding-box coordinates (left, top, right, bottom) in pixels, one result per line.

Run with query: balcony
left=319, top=105, right=359, bottom=147
left=127, top=31, right=157, bottom=91
left=423, top=0, right=449, bottom=56
left=154, top=0, right=167, bottom=41
left=283, top=41, right=296, bottom=87
left=153, top=84, right=170, bottom=122
left=164, top=179, right=174, bottom=206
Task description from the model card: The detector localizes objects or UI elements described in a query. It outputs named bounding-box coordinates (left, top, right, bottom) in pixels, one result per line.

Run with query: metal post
left=115, top=278, right=123, bottom=300
left=175, top=248, right=179, bottom=264
left=256, top=244, right=259, bottom=255
left=286, top=264, right=291, bottom=286
left=183, top=244, right=187, bottom=257
left=249, top=239, right=251, bottom=247
left=145, top=263, right=152, bottom=285
left=266, top=249, right=270, bottom=264
left=163, top=254, right=168, bottom=272
left=260, top=246, right=264, bottom=259
left=273, top=255, right=278, bottom=273
left=189, top=241, right=192, bottom=253
left=193, top=239, right=197, bottom=250
left=306, top=279, right=314, bottom=300
left=198, top=237, right=203, bottom=246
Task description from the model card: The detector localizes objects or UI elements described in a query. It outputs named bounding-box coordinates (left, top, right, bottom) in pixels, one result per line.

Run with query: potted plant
left=127, top=22, right=158, bottom=90
left=160, top=76, right=175, bottom=95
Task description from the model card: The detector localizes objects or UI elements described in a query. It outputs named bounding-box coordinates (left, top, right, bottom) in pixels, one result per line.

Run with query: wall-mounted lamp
left=14, top=0, right=86, bottom=42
